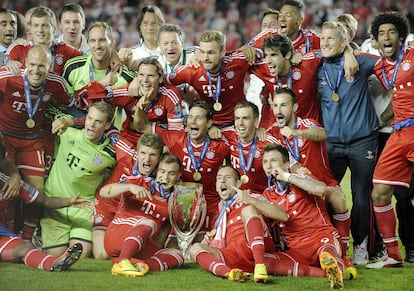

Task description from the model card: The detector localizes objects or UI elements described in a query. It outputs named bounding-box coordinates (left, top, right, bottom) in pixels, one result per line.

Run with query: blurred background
left=2, top=0, right=414, bottom=50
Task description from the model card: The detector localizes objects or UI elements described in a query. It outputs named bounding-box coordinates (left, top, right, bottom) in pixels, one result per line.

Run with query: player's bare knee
left=371, top=184, right=393, bottom=204
left=326, top=188, right=347, bottom=213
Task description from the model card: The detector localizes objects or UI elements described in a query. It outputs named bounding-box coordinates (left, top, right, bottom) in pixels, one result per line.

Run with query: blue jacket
left=317, top=53, right=379, bottom=143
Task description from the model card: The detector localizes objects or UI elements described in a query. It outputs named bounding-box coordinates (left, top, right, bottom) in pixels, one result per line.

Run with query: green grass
left=1, top=259, right=413, bottom=291
left=2, top=171, right=414, bottom=290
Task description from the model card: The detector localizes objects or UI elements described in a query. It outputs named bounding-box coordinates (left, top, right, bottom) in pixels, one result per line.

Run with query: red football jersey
left=154, top=126, right=230, bottom=215
left=114, top=176, right=169, bottom=236
left=166, top=51, right=250, bottom=126
left=248, top=28, right=320, bottom=55
left=222, top=127, right=282, bottom=193
left=87, top=82, right=184, bottom=129
left=267, top=117, right=339, bottom=187
left=94, top=137, right=137, bottom=228
left=0, top=69, right=72, bottom=137
left=262, top=180, right=336, bottom=248
left=252, top=51, right=323, bottom=127
left=374, top=47, right=414, bottom=123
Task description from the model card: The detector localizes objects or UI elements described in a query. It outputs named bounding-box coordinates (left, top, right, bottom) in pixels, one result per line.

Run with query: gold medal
left=213, top=101, right=222, bottom=111
left=388, top=90, right=394, bottom=98
left=209, top=228, right=217, bottom=237
left=26, top=118, right=35, bottom=128
left=193, top=171, right=202, bottom=181
left=240, top=174, right=249, bottom=184
left=332, top=92, right=340, bottom=102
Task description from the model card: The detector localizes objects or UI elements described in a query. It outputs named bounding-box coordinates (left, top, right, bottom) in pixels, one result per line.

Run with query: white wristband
left=281, top=172, right=291, bottom=181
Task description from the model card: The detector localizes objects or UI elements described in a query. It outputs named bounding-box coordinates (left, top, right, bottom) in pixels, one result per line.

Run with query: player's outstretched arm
left=232, top=186, right=288, bottom=222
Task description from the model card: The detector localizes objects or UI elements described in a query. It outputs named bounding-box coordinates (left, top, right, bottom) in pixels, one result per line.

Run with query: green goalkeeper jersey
left=44, top=127, right=116, bottom=200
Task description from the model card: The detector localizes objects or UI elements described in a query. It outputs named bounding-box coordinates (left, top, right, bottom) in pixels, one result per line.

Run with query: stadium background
left=2, top=0, right=414, bottom=51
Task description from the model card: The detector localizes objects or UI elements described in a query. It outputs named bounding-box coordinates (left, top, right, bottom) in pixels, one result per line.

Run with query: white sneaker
left=352, top=245, right=369, bottom=265
left=366, top=256, right=403, bottom=269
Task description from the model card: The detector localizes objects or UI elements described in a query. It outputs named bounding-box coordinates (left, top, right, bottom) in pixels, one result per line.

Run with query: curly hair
left=371, top=11, right=409, bottom=42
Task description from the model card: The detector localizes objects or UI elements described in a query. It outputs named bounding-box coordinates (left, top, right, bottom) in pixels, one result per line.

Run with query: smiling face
left=84, top=106, right=111, bottom=144
left=216, top=166, right=241, bottom=201
left=88, top=26, right=112, bottom=65
left=234, top=106, right=258, bottom=143
left=136, top=63, right=163, bottom=97
left=26, top=46, right=51, bottom=88
left=320, top=27, right=347, bottom=58
left=140, top=12, right=159, bottom=44
left=159, top=30, right=183, bottom=66
left=376, top=23, right=402, bottom=60
left=30, top=15, right=55, bottom=47
left=261, top=13, right=279, bottom=31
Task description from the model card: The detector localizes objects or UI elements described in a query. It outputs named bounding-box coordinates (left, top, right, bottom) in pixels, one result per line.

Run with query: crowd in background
left=2, top=0, right=414, bottom=51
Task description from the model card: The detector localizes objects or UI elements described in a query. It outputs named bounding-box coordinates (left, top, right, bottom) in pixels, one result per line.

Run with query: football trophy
left=168, top=182, right=206, bottom=259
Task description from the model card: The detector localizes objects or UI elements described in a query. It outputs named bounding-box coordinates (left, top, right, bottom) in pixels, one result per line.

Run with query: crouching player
left=188, top=165, right=284, bottom=283
left=101, top=153, right=184, bottom=277
left=258, top=144, right=345, bottom=289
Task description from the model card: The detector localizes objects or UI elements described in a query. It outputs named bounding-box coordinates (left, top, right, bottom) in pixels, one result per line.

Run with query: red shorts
left=217, top=236, right=275, bottom=273
left=0, top=135, right=45, bottom=177
left=280, top=229, right=341, bottom=266
left=0, top=236, right=23, bottom=262
left=93, top=193, right=120, bottom=230
left=104, top=220, right=160, bottom=261
left=373, top=127, right=414, bottom=188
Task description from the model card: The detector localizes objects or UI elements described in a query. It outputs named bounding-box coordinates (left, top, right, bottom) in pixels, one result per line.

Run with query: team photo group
left=0, top=0, right=413, bottom=289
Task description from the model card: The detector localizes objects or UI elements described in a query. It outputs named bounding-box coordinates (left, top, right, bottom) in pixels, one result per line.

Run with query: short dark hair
left=274, top=86, right=297, bottom=104
left=59, top=3, right=85, bottom=23
left=262, top=34, right=293, bottom=57
left=189, top=100, right=213, bottom=121
left=371, top=11, right=409, bottom=42
left=218, top=165, right=241, bottom=180
left=263, top=143, right=290, bottom=163
left=137, top=57, right=164, bottom=77
left=282, top=0, right=305, bottom=18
